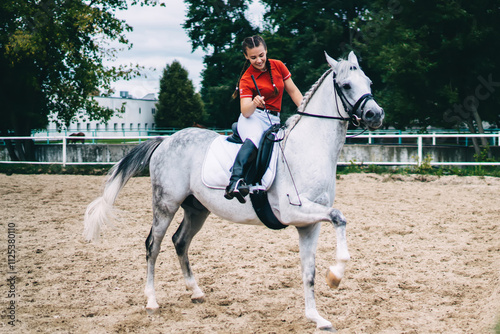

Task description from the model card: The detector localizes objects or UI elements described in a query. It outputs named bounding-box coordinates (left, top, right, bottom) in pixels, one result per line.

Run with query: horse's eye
left=342, top=83, right=351, bottom=90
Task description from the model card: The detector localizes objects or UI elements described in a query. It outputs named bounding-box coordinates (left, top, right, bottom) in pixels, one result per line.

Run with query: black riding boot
left=224, top=139, right=258, bottom=203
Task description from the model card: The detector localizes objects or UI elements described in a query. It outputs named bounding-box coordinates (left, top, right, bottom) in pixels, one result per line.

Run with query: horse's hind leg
left=144, top=201, right=179, bottom=313
left=172, top=195, right=210, bottom=303
left=297, top=223, right=333, bottom=330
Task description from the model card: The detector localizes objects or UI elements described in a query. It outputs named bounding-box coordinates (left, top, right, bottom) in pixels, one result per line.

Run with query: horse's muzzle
left=362, top=101, right=384, bottom=130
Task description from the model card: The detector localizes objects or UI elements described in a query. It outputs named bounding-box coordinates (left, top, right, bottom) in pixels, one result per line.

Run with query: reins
left=295, top=71, right=374, bottom=129
left=282, top=69, right=375, bottom=205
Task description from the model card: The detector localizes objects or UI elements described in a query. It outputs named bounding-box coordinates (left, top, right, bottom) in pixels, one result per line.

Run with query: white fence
left=341, top=133, right=500, bottom=166
left=1, top=133, right=500, bottom=167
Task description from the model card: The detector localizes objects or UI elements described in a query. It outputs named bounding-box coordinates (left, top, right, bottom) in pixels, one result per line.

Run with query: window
left=145, top=123, right=148, bottom=129
left=95, top=124, right=100, bottom=131
left=130, top=123, right=133, bottom=130
left=86, top=123, right=90, bottom=131
left=114, top=123, right=118, bottom=130
left=152, top=108, right=156, bottom=115
left=77, top=123, right=81, bottom=130
left=139, top=107, right=142, bottom=114
left=121, top=123, right=125, bottom=130
left=138, top=123, right=141, bottom=129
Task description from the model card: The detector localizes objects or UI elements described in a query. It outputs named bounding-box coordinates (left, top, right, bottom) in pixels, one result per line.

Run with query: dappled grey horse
left=84, top=51, right=384, bottom=330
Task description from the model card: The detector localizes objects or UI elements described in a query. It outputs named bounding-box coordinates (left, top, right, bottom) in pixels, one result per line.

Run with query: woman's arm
left=284, top=77, right=303, bottom=107
left=240, top=96, right=265, bottom=118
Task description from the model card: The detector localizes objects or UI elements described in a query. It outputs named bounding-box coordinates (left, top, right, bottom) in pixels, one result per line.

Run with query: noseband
left=296, top=72, right=374, bottom=127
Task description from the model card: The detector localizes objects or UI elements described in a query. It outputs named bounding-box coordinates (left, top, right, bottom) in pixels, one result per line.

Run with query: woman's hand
left=240, top=96, right=265, bottom=118
left=252, top=95, right=265, bottom=109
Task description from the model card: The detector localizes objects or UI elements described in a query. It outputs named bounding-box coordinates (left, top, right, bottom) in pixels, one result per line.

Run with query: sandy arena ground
left=0, top=173, right=499, bottom=333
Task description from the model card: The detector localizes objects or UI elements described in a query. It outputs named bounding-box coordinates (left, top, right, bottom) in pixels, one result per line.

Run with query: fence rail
left=1, top=133, right=499, bottom=167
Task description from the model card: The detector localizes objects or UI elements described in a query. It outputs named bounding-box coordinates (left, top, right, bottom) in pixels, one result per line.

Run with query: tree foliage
left=183, top=0, right=373, bottom=126
left=155, top=60, right=205, bottom=128
left=184, top=0, right=258, bottom=128
left=354, top=0, right=500, bottom=133
left=0, top=0, right=160, bottom=160
left=184, top=0, right=500, bottom=142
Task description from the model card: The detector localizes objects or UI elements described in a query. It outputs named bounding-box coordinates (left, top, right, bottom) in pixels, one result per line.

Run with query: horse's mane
left=285, top=57, right=366, bottom=138
left=281, top=68, right=333, bottom=143
left=297, top=68, right=334, bottom=114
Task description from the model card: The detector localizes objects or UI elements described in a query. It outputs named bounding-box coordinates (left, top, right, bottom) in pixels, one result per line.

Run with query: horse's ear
left=324, top=51, right=338, bottom=69
left=348, top=51, right=359, bottom=67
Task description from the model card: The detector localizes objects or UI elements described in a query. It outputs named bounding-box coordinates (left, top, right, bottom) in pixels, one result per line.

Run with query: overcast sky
left=108, top=0, right=265, bottom=99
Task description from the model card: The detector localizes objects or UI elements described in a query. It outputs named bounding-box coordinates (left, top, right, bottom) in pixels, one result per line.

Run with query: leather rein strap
left=296, top=73, right=374, bottom=127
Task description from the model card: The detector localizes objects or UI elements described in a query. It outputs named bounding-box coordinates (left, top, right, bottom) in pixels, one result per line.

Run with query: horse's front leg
left=297, top=223, right=333, bottom=330
left=326, top=208, right=350, bottom=289
left=280, top=198, right=350, bottom=289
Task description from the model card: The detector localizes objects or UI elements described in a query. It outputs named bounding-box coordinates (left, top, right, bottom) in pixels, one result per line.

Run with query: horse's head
left=325, top=51, right=384, bottom=130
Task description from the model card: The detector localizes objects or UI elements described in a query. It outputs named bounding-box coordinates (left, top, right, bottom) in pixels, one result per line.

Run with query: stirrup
left=224, top=179, right=248, bottom=204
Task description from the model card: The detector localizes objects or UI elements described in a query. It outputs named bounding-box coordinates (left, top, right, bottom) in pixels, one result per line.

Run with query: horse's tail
left=83, top=137, right=165, bottom=242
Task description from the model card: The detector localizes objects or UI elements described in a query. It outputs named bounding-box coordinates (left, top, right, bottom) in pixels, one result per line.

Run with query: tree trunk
left=470, top=105, right=492, bottom=159
left=466, top=119, right=481, bottom=156
left=5, top=140, right=20, bottom=161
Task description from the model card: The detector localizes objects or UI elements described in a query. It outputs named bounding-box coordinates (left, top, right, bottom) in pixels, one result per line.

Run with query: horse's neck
left=286, top=73, right=348, bottom=159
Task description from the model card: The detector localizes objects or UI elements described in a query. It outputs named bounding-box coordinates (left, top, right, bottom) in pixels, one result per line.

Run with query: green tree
left=183, top=0, right=372, bottom=126
left=0, top=0, right=160, bottom=160
left=155, top=60, right=205, bottom=128
left=184, top=0, right=257, bottom=128
left=354, top=0, right=500, bottom=154
left=260, top=0, right=372, bottom=118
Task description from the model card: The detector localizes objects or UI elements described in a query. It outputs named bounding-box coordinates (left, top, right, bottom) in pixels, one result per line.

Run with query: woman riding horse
left=224, top=35, right=303, bottom=203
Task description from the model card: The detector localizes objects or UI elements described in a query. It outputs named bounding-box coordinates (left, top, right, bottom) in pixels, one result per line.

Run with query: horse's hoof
left=326, top=267, right=341, bottom=289
left=145, top=307, right=159, bottom=315
left=316, top=320, right=335, bottom=332
left=317, top=326, right=337, bottom=332
left=191, top=295, right=205, bottom=303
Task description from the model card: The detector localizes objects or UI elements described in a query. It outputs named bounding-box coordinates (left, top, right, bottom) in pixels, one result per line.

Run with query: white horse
left=84, top=51, right=384, bottom=330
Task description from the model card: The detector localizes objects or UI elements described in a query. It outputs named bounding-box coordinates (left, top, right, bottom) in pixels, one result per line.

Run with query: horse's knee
left=330, top=208, right=346, bottom=227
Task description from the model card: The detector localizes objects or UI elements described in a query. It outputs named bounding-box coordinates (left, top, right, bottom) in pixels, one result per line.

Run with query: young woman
left=224, top=35, right=303, bottom=203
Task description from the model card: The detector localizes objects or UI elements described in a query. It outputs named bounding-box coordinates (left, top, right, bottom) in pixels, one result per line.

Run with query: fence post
left=432, top=132, right=436, bottom=145
left=417, top=136, right=423, bottom=165
left=62, top=136, right=67, bottom=167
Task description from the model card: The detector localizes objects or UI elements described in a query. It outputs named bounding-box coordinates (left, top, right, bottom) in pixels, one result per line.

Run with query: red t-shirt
left=239, top=59, right=291, bottom=112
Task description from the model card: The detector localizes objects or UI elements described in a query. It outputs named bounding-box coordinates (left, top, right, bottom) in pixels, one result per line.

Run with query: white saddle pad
left=202, top=135, right=280, bottom=191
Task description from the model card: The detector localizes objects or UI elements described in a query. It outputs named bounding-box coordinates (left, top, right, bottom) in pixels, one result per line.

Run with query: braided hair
left=231, top=35, right=279, bottom=99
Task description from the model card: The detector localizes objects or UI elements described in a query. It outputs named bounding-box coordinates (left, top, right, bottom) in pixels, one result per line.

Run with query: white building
left=36, top=91, right=158, bottom=137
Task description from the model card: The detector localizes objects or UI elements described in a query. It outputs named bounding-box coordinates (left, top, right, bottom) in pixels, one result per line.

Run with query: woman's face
left=244, top=45, right=267, bottom=71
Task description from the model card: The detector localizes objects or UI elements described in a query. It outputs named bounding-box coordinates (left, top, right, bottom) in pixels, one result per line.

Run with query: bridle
left=296, top=71, right=374, bottom=128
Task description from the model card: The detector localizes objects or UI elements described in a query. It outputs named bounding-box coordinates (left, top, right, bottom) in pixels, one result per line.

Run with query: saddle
left=202, top=123, right=287, bottom=230
left=227, top=122, right=280, bottom=187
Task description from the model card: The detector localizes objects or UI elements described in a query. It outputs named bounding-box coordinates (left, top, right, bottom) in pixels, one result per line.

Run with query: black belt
left=256, top=108, right=279, bottom=116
